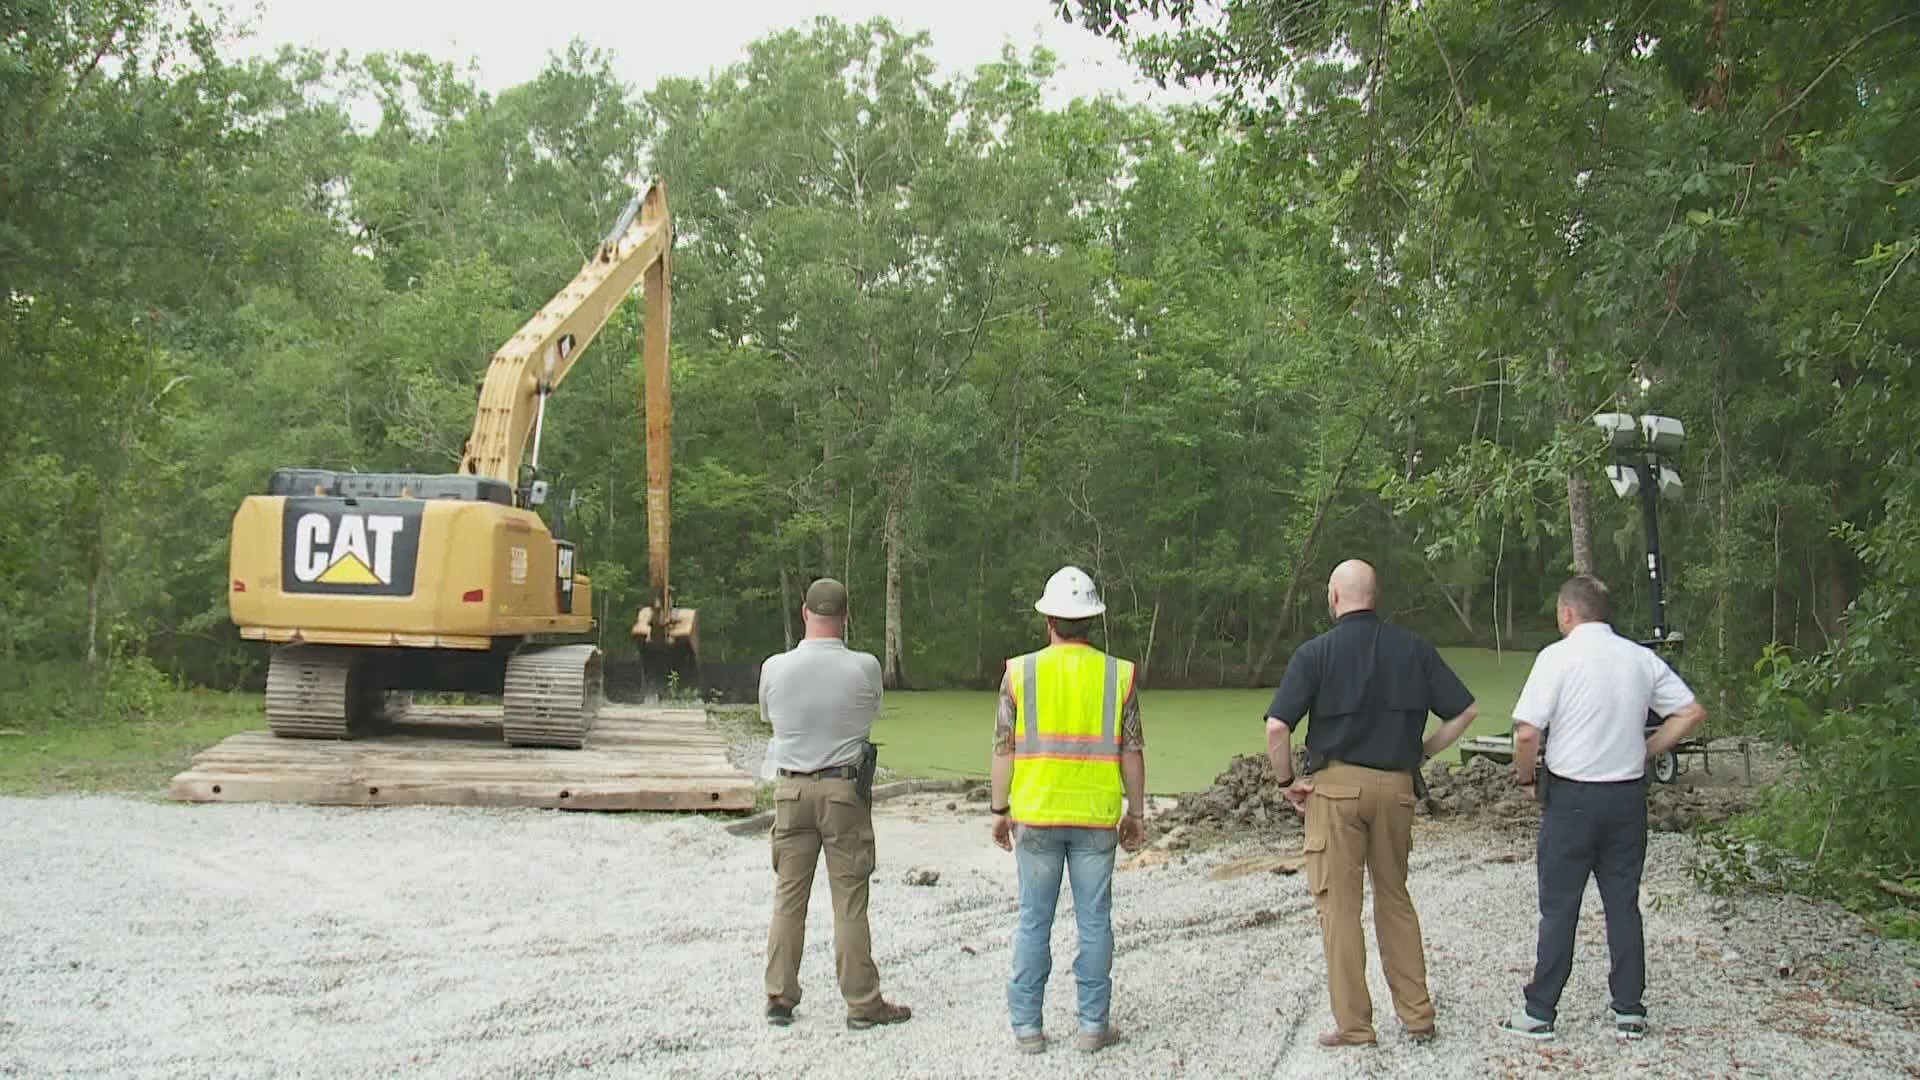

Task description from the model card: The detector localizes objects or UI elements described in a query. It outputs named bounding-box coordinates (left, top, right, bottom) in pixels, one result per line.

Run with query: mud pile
left=1422, top=755, right=1540, bottom=822
left=1160, top=752, right=1753, bottom=836
left=1425, top=754, right=1755, bottom=831
left=1157, top=754, right=1304, bottom=834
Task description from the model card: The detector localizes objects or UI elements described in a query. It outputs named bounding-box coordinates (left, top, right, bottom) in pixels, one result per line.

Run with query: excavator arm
left=459, top=184, right=671, bottom=491
left=456, top=182, right=695, bottom=674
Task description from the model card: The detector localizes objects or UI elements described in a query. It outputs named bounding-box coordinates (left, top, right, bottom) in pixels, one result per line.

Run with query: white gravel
left=2, top=795, right=1916, bottom=1078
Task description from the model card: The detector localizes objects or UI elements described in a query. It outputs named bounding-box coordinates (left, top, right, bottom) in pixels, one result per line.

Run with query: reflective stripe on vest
left=1018, top=652, right=1120, bottom=759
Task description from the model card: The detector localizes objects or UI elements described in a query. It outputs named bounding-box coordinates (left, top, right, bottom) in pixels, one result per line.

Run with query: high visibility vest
left=1007, top=643, right=1133, bottom=828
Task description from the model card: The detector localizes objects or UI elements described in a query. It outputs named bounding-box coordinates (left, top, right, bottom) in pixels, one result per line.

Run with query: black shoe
left=766, top=998, right=795, bottom=1026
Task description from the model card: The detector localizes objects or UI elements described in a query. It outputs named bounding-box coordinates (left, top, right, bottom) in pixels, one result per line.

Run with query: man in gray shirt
left=760, top=578, right=911, bottom=1032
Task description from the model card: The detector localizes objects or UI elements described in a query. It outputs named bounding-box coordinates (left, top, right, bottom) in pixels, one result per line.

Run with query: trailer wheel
left=1653, top=751, right=1678, bottom=784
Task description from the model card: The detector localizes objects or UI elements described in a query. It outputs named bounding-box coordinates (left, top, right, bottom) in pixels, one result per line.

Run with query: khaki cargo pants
left=1302, top=763, right=1435, bottom=1042
left=764, top=775, right=882, bottom=1013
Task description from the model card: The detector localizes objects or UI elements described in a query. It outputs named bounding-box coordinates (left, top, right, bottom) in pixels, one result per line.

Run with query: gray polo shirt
left=760, top=638, right=883, bottom=775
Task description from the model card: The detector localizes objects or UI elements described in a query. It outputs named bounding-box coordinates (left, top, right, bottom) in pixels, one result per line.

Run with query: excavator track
left=502, top=644, right=604, bottom=748
left=265, top=645, right=408, bottom=740
left=265, top=645, right=358, bottom=739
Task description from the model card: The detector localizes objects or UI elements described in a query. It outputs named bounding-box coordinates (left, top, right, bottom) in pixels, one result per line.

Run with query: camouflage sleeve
left=993, top=671, right=1016, bottom=755
left=1121, top=680, right=1145, bottom=750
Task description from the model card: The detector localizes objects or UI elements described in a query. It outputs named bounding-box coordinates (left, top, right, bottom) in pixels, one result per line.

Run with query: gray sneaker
left=1074, top=1025, right=1122, bottom=1053
left=1496, top=1010, right=1554, bottom=1040
left=1014, top=1032, right=1046, bottom=1054
left=1612, top=1009, right=1648, bottom=1040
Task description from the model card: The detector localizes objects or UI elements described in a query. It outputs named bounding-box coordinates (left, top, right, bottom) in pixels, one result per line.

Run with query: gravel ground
left=2, top=795, right=1916, bottom=1079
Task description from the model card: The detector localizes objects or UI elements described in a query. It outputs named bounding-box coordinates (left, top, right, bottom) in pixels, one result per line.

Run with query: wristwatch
left=991, top=805, right=1010, bottom=816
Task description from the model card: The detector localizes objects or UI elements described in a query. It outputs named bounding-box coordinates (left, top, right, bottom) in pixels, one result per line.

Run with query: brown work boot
left=1406, top=1027, right=1437, bottom=1045
left=1317, top=1030, right=1376, bottom=1048
left=1074, top=1025, right=1123, bottom=1053
left=847, top=1001, right=912, bottom=1031
left=765, top=997, right=795, bottom=1027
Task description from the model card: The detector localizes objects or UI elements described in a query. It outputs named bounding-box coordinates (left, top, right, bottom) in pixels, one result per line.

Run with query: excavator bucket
left=633, top=606, right=700, bottom=696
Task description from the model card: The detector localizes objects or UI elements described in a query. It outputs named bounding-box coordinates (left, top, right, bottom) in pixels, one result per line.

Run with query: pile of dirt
left=1647, top=779, right=1755, bottom=831
left=1160, top=752, right=1756, bottom=837
left=1423, top=754, right=1757, bottom=831
left=1156, top=754, right=1304, bottom=835
left=1421, top=755, right=1540, bottom=822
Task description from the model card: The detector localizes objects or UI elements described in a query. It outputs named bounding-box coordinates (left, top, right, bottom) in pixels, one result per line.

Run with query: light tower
left=1593, top=412, right=1686, bottom=643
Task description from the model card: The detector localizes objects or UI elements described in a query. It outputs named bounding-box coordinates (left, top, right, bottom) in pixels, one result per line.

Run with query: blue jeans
left=1008, top=824, right=1117, bottom=1036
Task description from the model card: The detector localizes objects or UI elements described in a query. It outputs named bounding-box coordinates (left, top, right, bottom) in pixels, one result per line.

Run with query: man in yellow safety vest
left=988, top=566, right=1148, bottom=1055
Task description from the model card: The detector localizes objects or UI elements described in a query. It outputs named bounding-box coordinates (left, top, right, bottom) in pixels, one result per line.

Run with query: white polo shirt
left=1511, top=622, right=1696, bottom=782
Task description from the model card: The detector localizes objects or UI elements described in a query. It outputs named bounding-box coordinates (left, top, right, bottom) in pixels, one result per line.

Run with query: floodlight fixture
left=1655, top=464, right=1683, bottom=500
left=1640, top=415, right=1685, bottom=455
left=1593, top=412, right=1638, bottom=450
left=1605, top=464, right=1640, bottom=498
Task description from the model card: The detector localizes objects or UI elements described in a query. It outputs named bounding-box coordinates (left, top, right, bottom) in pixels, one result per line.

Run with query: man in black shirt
left=1265, top=560, right=1479, bottom=1047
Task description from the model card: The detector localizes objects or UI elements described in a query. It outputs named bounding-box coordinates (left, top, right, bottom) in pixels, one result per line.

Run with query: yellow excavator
left=228, top=183, right=696, bottom=747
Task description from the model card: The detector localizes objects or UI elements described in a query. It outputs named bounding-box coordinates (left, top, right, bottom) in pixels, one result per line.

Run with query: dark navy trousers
left=1524, top=773, right=1649, bottom=1022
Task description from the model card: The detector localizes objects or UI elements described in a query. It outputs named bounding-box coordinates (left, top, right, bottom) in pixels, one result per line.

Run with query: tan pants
left=764, top=775, right=882, bottom=1012
left=1302, top=763, right=1435, bottom=1042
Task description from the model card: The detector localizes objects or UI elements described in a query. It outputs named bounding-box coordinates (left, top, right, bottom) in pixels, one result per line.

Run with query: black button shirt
left=1265, top=611, right=1475, bottom=772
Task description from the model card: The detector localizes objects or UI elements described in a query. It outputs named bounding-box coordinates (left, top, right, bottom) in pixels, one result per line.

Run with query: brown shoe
left=1074, top=1025, right=1122, bottom=1053
left=1407, top=1027, right=1437, bottom=1044
left=765, top=997, right=795, bottom=1027
left=847, top=1001, right=912, bottom=1031
left=1317, top=1031, right=1376, bottom=1048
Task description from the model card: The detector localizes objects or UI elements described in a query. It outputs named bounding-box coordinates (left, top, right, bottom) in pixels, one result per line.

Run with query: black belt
left=777, top=765, right=859, bottom=780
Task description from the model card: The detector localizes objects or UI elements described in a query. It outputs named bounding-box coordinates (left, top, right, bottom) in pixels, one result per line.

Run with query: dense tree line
left=1056, top=0, right=1920, bottom=908
left=3, top=1, right=1916, bottom=893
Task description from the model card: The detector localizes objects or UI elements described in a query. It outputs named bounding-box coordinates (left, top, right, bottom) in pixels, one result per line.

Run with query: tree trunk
left=1250, top=407, right=1379, bottom=677
left=819, top=441, right=837, bottom=575
left=1770, top=505, right=1783, bottom=645
left=1550, top=347, right=1597, bottom=575
left=1824, top=546, right=1851, bottom=645
left=1714, top=385, right=1732, bottom=714
left=85, top=534, right=104, bottom=669
left=777, top=558, right=796, bottom=651
left=882, top=486, right=908, bottom=689
left=1142, top=598, right=1160, bottom=689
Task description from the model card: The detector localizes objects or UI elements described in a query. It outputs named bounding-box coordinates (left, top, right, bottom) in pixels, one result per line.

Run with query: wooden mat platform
left=170, top=704, right=755, bottom=811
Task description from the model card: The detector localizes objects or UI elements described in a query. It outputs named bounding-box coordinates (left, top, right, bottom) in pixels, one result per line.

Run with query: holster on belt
left=855, top=739, right=879, bottom=807
left=1535, top=731, right=1550, bottom=805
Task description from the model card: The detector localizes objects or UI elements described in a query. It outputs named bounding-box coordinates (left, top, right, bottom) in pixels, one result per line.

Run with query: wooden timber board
left=169, top=704, right=756, bottom=812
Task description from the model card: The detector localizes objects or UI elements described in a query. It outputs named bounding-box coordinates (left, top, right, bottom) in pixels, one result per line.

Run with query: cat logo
left=281, top=499, right=421, bottom=596
left=294, top=513, right=403, bottom=585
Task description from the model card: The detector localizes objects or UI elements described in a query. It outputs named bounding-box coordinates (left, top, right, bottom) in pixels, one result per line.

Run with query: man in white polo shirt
left=1498, top=575, right=1704, bottom=1042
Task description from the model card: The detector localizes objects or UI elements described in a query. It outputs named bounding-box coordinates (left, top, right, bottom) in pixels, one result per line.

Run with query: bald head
left=1327, top=559, right=1378, bottom=617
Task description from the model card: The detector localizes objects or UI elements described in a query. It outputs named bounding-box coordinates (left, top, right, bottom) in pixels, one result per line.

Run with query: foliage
left=0, top=0, right=1914, bottom=858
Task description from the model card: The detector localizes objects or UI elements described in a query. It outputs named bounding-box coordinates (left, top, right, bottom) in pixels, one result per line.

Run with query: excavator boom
left=460, top=186, right=671, bottom=488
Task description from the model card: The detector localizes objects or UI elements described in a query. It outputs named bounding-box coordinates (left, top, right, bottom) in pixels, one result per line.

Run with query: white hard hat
left=1035, top=566, right=1105, bottom=619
